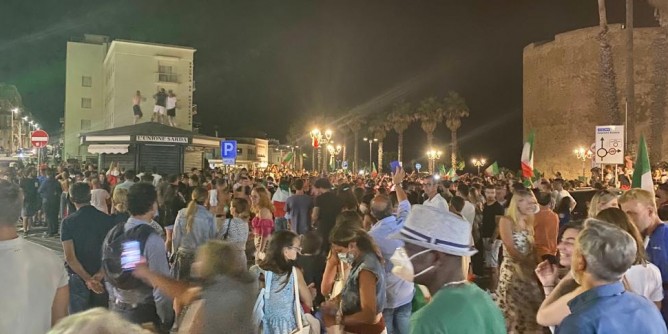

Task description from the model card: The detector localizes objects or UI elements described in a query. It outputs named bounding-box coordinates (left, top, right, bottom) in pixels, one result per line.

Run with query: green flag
left=485, top=161, right=500, bottom=176
left=282, top=151, right=294, bottom=164
left=632, top=136, right=655, bottom=197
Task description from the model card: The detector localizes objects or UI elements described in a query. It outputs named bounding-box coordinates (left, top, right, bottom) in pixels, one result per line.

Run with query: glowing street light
left=327, top=144, right=342, bottom=170
left=471, top=157, right=487, bottom=175
left=573, top=146, right=593, bottom=182
left=363, top=137, right=378, bottom=171
left=426, top=149, right=442, bottom=174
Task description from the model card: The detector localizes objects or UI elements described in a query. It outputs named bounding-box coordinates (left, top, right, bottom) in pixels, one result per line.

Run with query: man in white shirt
left=422, top=175, right=449, bottom=213
left=553, top=178, right=576, bottom=211
left=0, top=180, right=69, bottom=333
left=90, top=178, right=110, bottom=214
left=456, top=183, right=476, bottom=224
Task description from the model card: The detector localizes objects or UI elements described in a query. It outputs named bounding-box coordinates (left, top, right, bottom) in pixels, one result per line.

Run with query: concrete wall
left=104, top=41, right=195, bottom=129
left=524, top=25, right=668, bottom=179
left=64, top=40, right=107, bottom=160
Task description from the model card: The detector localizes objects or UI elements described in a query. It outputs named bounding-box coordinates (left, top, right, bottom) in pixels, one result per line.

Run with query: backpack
left=101, top=222, right=156, bottom=290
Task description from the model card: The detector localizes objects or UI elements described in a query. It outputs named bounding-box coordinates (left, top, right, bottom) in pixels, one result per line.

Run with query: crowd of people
left=1, top=160, right=668, bottom=334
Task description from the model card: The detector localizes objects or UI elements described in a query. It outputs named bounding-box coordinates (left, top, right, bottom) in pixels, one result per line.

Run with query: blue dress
left=262, top=270, right=302, bottom=334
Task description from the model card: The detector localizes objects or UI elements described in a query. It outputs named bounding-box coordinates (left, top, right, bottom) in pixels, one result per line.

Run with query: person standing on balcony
left=132, top=90, right=145, bottom=125
left=166, top=90, right=177, bottom=127
left=152, top=88, right=167, bottom=124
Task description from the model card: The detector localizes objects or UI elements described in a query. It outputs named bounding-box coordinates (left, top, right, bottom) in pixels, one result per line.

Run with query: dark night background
left=0, top=0, right=659, bottom=171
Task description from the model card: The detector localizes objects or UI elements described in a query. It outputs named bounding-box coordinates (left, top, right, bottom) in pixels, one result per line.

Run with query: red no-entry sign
left=31, top=130, right=49, bottom=148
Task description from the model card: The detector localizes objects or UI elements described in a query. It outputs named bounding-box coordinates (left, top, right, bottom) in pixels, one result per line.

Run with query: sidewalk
left=17, top=224, right=64, bottom=258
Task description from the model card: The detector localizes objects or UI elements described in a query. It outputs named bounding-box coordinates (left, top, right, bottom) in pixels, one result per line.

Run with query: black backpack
left=101, top=222, right=156, bottom=290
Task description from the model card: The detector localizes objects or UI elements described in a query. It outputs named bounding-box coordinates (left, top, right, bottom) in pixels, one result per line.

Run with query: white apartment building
left=64, top=34, right=196, bottom=161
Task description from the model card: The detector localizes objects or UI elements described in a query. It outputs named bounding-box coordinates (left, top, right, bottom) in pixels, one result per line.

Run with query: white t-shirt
left=166, top=96, right=177, bottom=110
left=152, top=174, right=162, bottom=187
left=423, top=193, right=450, bottom=213
left=0, top=237, right=68, bottom=334
left=461, top=201, right=476, bottom=225
left=625, top=263, right=664, bottom=302
left=91, top=188, right=110, bottom=214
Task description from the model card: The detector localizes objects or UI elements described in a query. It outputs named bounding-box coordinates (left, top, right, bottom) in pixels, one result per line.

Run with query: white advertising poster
left=595, top=125, right=624, bottom=165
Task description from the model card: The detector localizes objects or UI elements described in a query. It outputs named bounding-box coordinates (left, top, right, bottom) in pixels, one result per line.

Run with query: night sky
left=0, top=0, right=659, bottom=171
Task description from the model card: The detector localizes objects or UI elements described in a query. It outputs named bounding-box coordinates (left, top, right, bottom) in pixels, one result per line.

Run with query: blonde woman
left=250, top=186, right=274, bottom=261
left=172, top=186, right=216, bottom=281
left=587, top=189, right=619, bottom=218
left=495, top=189, right=545, bottom=333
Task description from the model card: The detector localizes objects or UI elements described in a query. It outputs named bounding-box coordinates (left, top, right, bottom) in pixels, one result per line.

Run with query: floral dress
left=495, top=229, right=546, bottom=334
left=262, top=270, right=302, bottom=334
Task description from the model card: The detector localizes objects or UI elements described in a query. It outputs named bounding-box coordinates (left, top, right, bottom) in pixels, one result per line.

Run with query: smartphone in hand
left=390, top=161, right=400, bottom=174
left=121, top=240, right=141, bottom=271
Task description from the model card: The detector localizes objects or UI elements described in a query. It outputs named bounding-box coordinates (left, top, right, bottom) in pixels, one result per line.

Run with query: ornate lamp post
left=471, top=157, right=487, bottom=176
left=426, top=149, right=442, bottom=174
left=327, top=144, right=342, bottom=170
left=310, top=128, right=333, bottom=173
left=573, top=147, right=593, bottom=183
left=363, top=137, right=377, bottom=171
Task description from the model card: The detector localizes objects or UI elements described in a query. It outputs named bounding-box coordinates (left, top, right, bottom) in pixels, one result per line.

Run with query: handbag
left=290, top=267, right=313, bottom=334
left=252, top=271, right=272, bottom=332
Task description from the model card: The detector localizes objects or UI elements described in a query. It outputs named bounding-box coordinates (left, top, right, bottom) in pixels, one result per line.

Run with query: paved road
left=19, top=225, right=64, bottom=258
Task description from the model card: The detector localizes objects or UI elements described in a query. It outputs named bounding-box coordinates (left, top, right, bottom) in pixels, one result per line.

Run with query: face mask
left=390, top=247, right=434, bottom=282
left=337, top=252, right=355, bottom=264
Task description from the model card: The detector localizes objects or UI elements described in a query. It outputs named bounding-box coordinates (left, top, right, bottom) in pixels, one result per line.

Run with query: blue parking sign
left=221, top=140, right=237, bottom=165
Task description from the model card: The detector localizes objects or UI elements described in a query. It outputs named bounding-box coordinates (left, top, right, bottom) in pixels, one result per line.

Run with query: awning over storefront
left=87, top=144, right=129, bottom=154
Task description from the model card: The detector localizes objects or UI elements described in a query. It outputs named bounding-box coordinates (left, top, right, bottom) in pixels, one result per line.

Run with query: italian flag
left=371, top=162, right=378, bottom=177
left=439, top=164, right=447, bottom=175
left=485, top=161, right=500, bottom=176
left=447, top=167, right=459, bottom=181
left=632, top=136, right=655, bottom=196
left=521, top=130, right=535, bottom=179
left=282, top=151, right=294, bottom=164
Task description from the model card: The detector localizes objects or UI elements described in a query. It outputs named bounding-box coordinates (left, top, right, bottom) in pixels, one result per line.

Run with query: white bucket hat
left=391, top=204, right=478, bottom=257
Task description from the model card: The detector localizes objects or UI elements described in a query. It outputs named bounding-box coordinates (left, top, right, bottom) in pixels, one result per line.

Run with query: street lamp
left=310, top=128, right=333, bottom=173
left=426, top=149, right=442, bottom=174
left=327, top=144, right=342, bottom=170
left=471, top=157, right=487, bottom=176
left=573, top=146, right=593, bottom=183
left=363, top=137, right=378, bottom=171
left=10, top=108, right=19, bottom=155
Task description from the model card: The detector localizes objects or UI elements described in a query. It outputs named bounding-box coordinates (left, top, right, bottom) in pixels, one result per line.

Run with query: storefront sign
left=136, top=135, right=189, bottom=144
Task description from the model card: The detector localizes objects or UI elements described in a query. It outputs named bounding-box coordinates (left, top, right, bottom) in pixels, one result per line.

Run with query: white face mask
left=337, top=252, right=354, bottom=264
left=390, top=247, right=434, bottom=282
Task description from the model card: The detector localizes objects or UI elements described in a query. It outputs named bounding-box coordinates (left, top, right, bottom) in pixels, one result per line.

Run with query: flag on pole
left=282, top=151, right=294, bottom=164
left=485, top=161, right=500, bottom=176
left=439, top=164, right=447, bottom=175
left=521, top=130, right=535, bottom=179
left=446, top=167, right=459, bottom=181
left=632, top=136, right=655, bottom=197
left=371, top=162, right=378, bottom=177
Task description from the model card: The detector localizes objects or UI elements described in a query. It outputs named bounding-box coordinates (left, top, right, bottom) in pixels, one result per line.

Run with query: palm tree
left=624, top=0, right=635, bottom=156
left=597, top=0, right=622, bottom=125
left=387, top=100, right=413, bottom=163
left=346, top=113, right=366, bottom=173
left=443, top=91, right=470, bottom=169
left=415, top=97, right=445, bottom=149
left=369, top=114, right=389, bottom=173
